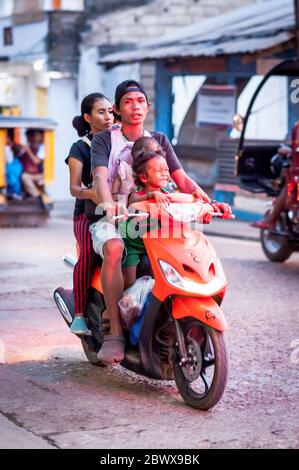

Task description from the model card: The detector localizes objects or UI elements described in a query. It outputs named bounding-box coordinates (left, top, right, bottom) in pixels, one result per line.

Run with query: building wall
left=78, top=46, right=103, bottom=102
left=0, top=8, right=84, bottom=200
left=48, top=77, right=77, bottom=200
left=0, top=0, right=268, bottom=200
left=47, top=11, right=85, bottom=75
left=84, top=0, right=263, bottom=48
left=0, top=63, right=38, bottom=115
left=85, top=0, right=153, bottom=14
left=140, top=61, right=156, bottom=130
left=44, top=0, right=84, bottom=10
left=0, top=1, right=13, bottom=17
left=0, top=18, right=47, bottom=58
left=12, top=0, right=84, bottom=14
left=83, top=0, right=265, bottom=131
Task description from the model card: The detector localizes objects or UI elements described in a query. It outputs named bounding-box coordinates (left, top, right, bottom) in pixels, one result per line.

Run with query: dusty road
left=0, top=206, right=298, bottom=449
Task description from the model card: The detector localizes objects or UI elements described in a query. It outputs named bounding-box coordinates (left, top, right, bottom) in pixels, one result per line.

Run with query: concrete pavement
left=0, top=413, right=56, bottom=449
left=204, top=219, right=259, bottom=242
left=0, top=209, right=298, bottom=449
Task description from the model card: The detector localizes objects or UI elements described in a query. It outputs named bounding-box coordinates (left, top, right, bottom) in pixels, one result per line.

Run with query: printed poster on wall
left=196, top=85, right=236, bottom=127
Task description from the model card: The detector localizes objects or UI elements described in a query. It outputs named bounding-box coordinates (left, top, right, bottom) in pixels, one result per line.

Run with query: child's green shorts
left=119, top=217, right=159, bottom=268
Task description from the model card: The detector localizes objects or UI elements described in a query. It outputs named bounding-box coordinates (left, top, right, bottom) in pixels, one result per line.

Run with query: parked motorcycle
left=251, top=144, right=299, bottom=262
left=54, top=194, right=231, bottom=410
left=236, top=59, right=299, bottom=263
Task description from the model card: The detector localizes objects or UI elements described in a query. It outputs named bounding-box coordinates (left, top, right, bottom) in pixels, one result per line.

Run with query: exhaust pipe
left=53, top=289, right=74, bottom=324
left=63, top=254, right=77, bottom=270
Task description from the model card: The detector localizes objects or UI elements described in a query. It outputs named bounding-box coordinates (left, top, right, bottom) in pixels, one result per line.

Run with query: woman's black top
left=65, top=134, right=93, bottom=218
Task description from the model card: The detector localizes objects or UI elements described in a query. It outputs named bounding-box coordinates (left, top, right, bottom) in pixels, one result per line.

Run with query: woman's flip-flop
left=97, top=336, right=126, bottom=365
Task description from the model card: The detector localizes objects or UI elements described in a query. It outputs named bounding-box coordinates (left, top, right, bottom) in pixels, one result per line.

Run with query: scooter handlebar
left=208, top=211, right=235, bottom=219
left=112, top=209, right=234, bottom=222
left=111, top=212, right=149, bottom=222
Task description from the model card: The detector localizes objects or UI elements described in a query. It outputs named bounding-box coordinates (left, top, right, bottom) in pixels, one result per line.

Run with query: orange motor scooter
left=54, top=194, right=231, bottom=410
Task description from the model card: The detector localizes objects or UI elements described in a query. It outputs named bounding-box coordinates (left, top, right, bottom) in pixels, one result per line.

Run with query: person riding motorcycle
left=251, top=144, right=292, bottom=229
left=66, top=93, right=114, bottom=335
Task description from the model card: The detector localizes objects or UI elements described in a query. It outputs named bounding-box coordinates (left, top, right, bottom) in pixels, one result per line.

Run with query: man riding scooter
left=54, top=183, right=232, bottom=410
left=90, top=79, right=232, bottom=365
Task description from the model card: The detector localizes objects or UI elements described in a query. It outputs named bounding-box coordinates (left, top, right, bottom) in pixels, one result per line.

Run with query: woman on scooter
left=66, top=93, right=114, bottom=335
left=90, top=79, right=232, bottom=365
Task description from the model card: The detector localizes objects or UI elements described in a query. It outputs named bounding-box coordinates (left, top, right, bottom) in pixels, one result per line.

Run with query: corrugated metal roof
left=99, top=0, right=295, bottom=65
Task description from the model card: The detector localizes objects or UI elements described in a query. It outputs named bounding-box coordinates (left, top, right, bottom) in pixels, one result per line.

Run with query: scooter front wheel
left=172, top=319, right=228, bottom=410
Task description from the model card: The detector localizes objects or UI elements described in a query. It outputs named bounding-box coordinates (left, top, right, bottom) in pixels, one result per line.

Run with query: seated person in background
left=20, top=129, right=45, bottom=201
left=228, top=113, right=243, bottom=139
left=251, top=145, right=291, bottom=229
left=5, top=130, right=23, bottom=200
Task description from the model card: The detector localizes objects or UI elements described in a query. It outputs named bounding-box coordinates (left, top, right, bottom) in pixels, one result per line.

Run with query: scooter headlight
left=159, top=260, right=184, bottom=289
left=159, top=259, right=227, bottom=296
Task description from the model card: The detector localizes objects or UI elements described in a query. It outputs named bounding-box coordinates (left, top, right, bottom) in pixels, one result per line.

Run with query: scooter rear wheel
left=54, top=288, right=105, bottom=366
left=172, top=319, right=228, bottom=410
left=260, top=212, right=292, bottom=262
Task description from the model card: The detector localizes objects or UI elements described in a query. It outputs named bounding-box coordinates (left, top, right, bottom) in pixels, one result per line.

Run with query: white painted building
left=0, top=0, right=269, bottom=200
left=0, top=0, right=83, bottom=200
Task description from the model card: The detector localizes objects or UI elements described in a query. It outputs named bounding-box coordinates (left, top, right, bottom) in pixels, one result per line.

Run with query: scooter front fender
left=172, top=296, right=228, bottom=332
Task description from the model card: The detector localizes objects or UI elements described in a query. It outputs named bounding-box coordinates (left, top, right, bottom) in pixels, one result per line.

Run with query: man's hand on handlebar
left=210, top=201, right=233, bottom=219
left=100, top=202, right=128, bottom=224
left=192, top=188, right=210, bottom=203
left=198, top=203, right=213, bottom=224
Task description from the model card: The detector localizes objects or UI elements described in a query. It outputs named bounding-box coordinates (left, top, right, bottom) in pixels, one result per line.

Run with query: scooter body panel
left=91, top=266, right=103, bottom=292
left=143, top=226, right=227, bottom=302
left=172, top=296, right=228, bottom=332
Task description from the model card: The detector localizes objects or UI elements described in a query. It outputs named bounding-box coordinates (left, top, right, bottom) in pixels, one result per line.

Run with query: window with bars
left=3, top=26, right=13, bottom=46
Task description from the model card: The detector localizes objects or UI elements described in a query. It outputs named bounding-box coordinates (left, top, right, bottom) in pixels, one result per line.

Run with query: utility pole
left=295, top=0, right=299, bottom=56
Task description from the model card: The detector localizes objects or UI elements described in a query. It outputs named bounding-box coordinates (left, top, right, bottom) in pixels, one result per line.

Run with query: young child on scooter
left=118, top=145, right=171, bottom=289
left=118, top=137, right=214, bottom=289
left=111, top=135, right=170, bottom=199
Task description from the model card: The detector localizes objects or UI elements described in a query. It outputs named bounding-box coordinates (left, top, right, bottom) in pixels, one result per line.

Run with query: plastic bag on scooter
left=119, top=276, right=154, bottom=329
left=130, top=292, right=152, bottom=346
